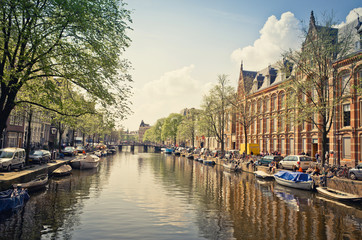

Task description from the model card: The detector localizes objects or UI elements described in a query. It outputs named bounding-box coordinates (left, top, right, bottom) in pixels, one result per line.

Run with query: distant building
left=0, top=109, right=25, bottom=148
left=138, top=120, right=151, bottom=142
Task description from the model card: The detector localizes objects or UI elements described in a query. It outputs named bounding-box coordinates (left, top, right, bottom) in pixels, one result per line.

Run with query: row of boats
left=0, top=148, right=117, bottom=213
left=254, top=170, right=362, bottom=202
left=165, top=149, right=362, bottom=203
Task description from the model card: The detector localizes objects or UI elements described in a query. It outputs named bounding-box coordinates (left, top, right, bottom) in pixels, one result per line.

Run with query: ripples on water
left=0, top=151, right=361, bottom=240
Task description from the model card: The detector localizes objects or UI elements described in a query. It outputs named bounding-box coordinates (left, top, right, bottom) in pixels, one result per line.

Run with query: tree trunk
left=25, top=109, right=33, bottom=165
left=58, top=122, right=64, bottom=153
left=321, top=129, right=328, bottom=166
left=244, top=124, right=248, bottom=155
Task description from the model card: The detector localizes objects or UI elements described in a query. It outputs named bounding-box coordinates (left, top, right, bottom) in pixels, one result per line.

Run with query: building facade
left=236, top=13, right=362, bottom=166
left=138, top=120, right=151, bottom=142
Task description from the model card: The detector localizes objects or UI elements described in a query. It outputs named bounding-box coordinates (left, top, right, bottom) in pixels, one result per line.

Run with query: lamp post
left=335, top=132, right=342, bottom=166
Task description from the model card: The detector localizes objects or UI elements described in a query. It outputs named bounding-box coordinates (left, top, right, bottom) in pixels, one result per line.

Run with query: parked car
left=63, top=146, right=77, bottom=156
left=259, top=155, right=283, bottom=166
left=278, top=155, right=313, bottom=170
left=0, top=148, right=26, bottom=171
left=76, top=146, right=86, bottom=154
left=29, top=150, right=51, bottom=164
left=349, top=163, right=362, bottom=180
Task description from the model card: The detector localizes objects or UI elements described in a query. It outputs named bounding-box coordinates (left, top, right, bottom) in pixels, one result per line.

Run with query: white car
left=0, top=148, right=26, bottom=171
left=278, top=155, right=313, bottom=170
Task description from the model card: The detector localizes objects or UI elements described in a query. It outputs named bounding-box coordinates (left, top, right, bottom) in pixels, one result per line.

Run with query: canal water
left=0, top=151, right=361, bottom=240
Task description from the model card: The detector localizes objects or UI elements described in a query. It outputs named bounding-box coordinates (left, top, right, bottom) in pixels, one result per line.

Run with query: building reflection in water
left=158, top=155, right=362, bottom=240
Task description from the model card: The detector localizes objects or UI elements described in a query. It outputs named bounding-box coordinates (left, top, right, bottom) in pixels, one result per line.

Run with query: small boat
left=94, top=150, right=102, bottom=157
left=203, top=160, right=216, bottom=165
left=70, top=154, right=100, bottom=170
left=223, top=162, right=239, bottom=172
left=254, top=171, right=274, bottom=180
left=186, top=154, right=194, bottom=160
left=316, top=187, right=362, bottom=202
left=0, top=188, right=30, bottom=213
left=165, top=148, right=173, bottom=154
left=13, top=174, right=48, bottom=192
left=274, top=171, right=315, bottom=190
left=53, top=164, right=72, bottom=177
left=174, top=151, right=181, bottom=156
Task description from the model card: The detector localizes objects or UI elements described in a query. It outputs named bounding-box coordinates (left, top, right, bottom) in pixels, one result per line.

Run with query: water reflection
left=0, top=152, right=361, bottom=240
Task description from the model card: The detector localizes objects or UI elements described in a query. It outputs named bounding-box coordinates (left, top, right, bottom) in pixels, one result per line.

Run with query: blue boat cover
left=0, top=188, right=30, bottom=212
left=274, top=171, right=312, bottom=182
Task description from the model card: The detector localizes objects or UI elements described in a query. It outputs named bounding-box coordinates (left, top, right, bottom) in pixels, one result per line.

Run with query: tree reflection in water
left=0, top=152, right=360, bottom=240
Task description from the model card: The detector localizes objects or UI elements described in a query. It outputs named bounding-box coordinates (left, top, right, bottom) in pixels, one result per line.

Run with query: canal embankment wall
left=199, top=154, right=362, bottom=196
left=0, top=158, right=72, bottom=191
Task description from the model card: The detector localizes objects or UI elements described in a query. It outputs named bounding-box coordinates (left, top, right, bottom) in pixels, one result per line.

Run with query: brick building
left=236, top=13, right=362, bottom=166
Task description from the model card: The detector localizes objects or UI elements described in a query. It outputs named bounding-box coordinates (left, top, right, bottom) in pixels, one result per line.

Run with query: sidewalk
left=0, top=157, right=73, bottom=191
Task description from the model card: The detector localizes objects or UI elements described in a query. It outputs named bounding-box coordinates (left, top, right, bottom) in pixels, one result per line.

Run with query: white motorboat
left=70, top=154, right=100, bottom=170
left=254, top=171, right=274, bottom=180
left=274, top=171, right=315, bottom=190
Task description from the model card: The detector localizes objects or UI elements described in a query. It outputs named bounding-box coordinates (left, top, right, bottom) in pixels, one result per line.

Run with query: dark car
left=349, top=163, right=362, bottom=180
left=29, top=150, right=51, bottom=164
left=259, top=155, right=283, bottom=166
left=63, top=146, right=77, bottom=156
left=76, top=146, right=86, bottom=154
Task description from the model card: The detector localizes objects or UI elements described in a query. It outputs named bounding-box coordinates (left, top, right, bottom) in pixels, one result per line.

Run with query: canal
left=0, top=151, right=361, bottom=239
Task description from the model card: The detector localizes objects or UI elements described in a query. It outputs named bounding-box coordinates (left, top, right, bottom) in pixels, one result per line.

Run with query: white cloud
left=125, top=65, right=210, bottom=128
left=231, top=11, right=302, bottom=71
left=334, top=7, right=362, bottom=28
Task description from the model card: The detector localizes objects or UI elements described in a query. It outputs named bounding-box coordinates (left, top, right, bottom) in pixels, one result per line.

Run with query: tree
left=281, top=12, right=355, bottom=165
left=177, top=109, right=199, bottom=148
left=201, top=75, right=234, bottom=154
left=0, top=0, right=132, bottom=137
left=161, top=113, right=183, bottom=145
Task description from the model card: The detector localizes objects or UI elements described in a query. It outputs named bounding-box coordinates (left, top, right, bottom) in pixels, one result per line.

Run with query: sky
left=121, top=0, right=362, bottom=131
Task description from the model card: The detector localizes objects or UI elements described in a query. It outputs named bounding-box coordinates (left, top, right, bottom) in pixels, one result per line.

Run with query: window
left=342, top=73, right=350, bottom=94
left=272, top=95, right=277, bottom=110
left=302, top=138, right=306, bottom=153
left=266, top=118, right=269, bottom=132
left=259, top=118, right=263, bottom=133
left=273, top=139, right=277, bottom=151
left=281, top=139, right=285, bottom=154
left=280, top=93, right=285, bottom=109
left=273, top=118, right=277, bottom=132
left=265, top=99, right=268, bottom=112
left=290, top=138, right=294, bottom=155
left=254, top=119, right=257, bottom=134
left=280, top=117, right=284, bottom=131
left=259, top=139, right=262, bottom=151
left=342, top=137, right=351, bottom=159
left=360, top=101, right=362, bottom=127
left=343, top=104, right=351, bottom=127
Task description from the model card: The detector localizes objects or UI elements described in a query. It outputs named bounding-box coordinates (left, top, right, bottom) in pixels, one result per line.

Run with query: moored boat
left=165, top=148, right=173, bottom=154
left=13, top=174, right=48, bottom=192
left=53, top=164, right=72, bottom=177
left=203, top=160, right=216, bottom=165
left=274, top=171, right=315, bottom=190
left=254, top=171, right=274, bottom=180
left=223, top=162, right=239, bottom=172
left=316, top=187, right=362, bottom=202
left=70, top=154, right=100, bottom=170
left=0, top=188, right=30, bottom=213
left=186, top=154, right=194, bottom=160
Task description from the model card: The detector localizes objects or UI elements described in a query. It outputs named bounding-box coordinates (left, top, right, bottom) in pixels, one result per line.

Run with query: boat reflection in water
left=0, top=151, right=361, bottom=240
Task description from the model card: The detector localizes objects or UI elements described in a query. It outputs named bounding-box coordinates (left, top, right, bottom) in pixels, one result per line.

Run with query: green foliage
left=200, top=75, right=234, bottom=152
left=161, top=113, right=184, bottom=144
left=0, top=0, right=133, bottom=133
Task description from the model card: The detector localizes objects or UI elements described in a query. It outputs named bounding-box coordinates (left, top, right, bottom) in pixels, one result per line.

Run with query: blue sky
left=121, top=0, right=361, bottom=131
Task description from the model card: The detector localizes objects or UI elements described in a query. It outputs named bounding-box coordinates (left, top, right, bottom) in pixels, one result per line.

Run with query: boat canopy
left=274, top=171, right=312, bottom=182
